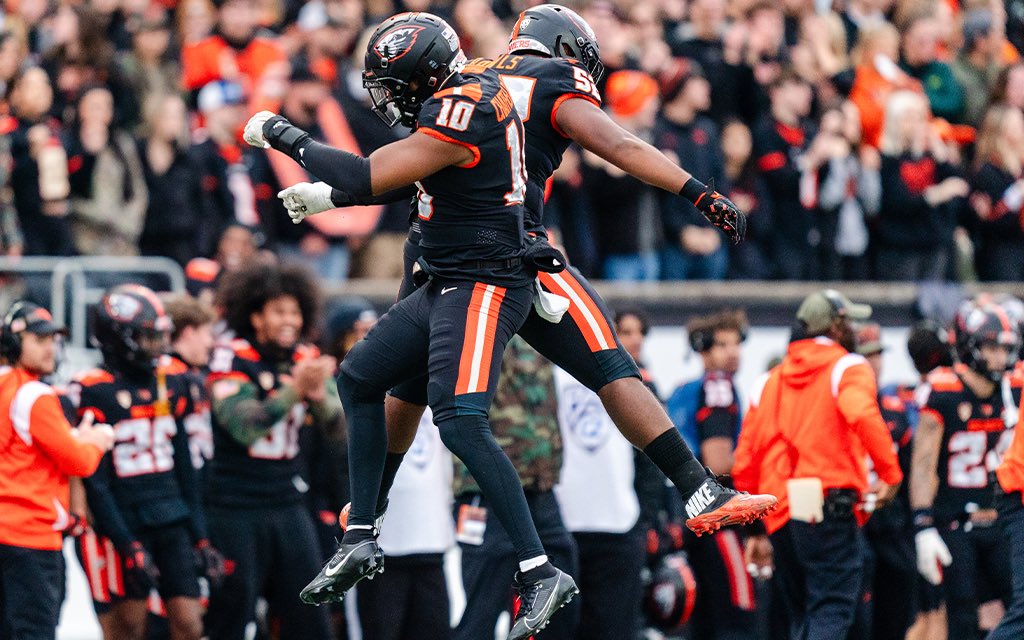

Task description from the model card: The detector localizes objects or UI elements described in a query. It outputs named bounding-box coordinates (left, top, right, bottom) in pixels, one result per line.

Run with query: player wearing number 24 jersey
left=910, top=301, right=1021, bottom=640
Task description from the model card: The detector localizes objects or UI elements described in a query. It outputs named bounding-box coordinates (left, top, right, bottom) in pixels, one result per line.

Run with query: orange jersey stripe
left=538, top=271, right=615, bottom=352
left=455, top=284, right=506, bottom=395
left=417, top=127, right=482, bottom=168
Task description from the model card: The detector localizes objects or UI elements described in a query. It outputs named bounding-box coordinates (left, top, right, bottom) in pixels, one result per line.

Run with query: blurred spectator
left=994, top=61, right=1024, bottom=111
left=816, top=102, right=881, bottom=280
left=163, top=293, right=216, bottom=472
left=967, top=103, right=1024, bottom=281
left=40, top=4, right=118, bottom=126
left=190, top=80, right=257, bottom=254
left=849, top=22, right=924, bottom=149
left=0, top=116, right=24, bottom=257
left=7, top=67, right=75, bottom=256
left=900, top=12, right=965, bottom=123
left=952, top=9, right=1004, bottom=128
left=175, top=0, right=217, bottom=46
left=64, top=85, right=148, bottom=256
left=720, top=119, right=772, bottom=278
left=753, top=71, right=817, bottom=279
left=732, top=2, right=787, bottom=123
left=322, top=298, right=377, bottom=362
left=669, top=0, right=745, bottom=124
left=0, top=31, right=26, bottom=101
left=114, top=7, right=180, bottom=132
left=582, top=70, right=663, bottom=281
left=181, top=0, right=287, bottom=109
left=876, top=90, right=968, bottom=280
left=266, top=67, right=351, bottom=281
left=655, top=59, right=728, bottom=280
left=138, top=94, right=204, bottom=266
left=185, top=223, right=263, bottom=305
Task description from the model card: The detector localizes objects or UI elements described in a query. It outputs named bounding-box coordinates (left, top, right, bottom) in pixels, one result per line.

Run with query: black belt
left=471, top=258, right=522, bottom=270
left=824, top=488, right=860, bottom=519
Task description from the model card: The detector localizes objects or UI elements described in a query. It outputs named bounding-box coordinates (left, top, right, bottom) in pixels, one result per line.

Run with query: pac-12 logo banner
left=560, top=384, right=611, bottom=453
left=374, top=26, right=425, bottom=61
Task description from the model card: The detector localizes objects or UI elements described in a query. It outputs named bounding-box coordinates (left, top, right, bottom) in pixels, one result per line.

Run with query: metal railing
left=0, top=256, right=185, bottom=349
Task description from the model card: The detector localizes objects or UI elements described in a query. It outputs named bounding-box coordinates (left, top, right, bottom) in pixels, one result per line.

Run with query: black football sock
left=375, top=452, right=406, bottom=515
left=338, top=370, right=386, bottom=528
left=437, top=415, right=545, bottom=562
left=340, top=526, right=375, bottom=545
left=643, top=429, right=709, bottom=497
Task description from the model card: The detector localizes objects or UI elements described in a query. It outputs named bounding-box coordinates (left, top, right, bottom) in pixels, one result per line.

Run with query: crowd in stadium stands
left=0, top=0, right=1023, bottom=281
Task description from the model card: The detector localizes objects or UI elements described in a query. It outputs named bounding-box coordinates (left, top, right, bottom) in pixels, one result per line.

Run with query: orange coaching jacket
left=0, top=367, right=105, bottom=550
left=997, top=400, right=1024, bottom=501
left=733, top=337, right=903, bottom=534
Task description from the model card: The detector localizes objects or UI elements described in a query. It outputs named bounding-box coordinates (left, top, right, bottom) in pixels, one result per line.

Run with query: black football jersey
left=168, top=355, right=213, bottom=471
left=413, top=68, right=529, bottom=286
left=918, top=366, right=1021, bottom=524
left=205, top=339, right=317, bottom=509
left=70, top=362, right=202, bottom=549
left=466, top=55, right=603, bottom=234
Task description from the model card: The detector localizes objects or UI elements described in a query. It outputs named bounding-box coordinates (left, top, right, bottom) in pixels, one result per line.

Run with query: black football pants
left=572, top=530, right=645, bottom=640
left=990, top=490, right=1024, bottom=640
left=939, top=522, right=1011, bottom=640
left=355, top=553, right=450, bottom=640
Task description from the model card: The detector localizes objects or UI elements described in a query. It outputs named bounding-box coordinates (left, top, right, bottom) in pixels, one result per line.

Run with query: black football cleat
left=683, top=473, right=778, bottom=536
left=299, top=539, right=383, bottom=605
left=507, top=567, right=579, bottom=640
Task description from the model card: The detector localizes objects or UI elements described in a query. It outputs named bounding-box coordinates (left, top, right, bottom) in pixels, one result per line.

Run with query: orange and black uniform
left=733, top=337, right=902, bottom=640
left=0, top=367, right=105, bottom=640
left=71, top=364, right=206, bottom=606
left=916, top=365, right=1018, bottom=639
left=203, top=339, right=335, bottom=640
left=339, top=68, right=548, bottom=564
left=391, top=54, right=640, bottom=407
left=992, top=400, right=1024, bottom=639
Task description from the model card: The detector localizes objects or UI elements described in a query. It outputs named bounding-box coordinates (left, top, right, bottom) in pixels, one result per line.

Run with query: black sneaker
left=683, top=474, right=777, bottom=536
left=507, top=567, right=579, bottom=640
left=299, top=539, right=383, bottom=605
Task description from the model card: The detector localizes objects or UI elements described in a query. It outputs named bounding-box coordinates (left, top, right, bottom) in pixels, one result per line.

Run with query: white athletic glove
left=915, top=527, right=952, bottom=585
left=278, top=182, right=334, bottom=224
left=243, top=110, right=275, bottom=149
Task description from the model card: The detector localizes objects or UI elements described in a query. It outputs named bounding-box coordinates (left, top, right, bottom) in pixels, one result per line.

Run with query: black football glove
left=523, top=236, right=567, bottom=273
left=122, top=541, right=160, bottom=594
left=693, top=183, right=747, bottom=244
left=194, top=539, right=227, bottom=588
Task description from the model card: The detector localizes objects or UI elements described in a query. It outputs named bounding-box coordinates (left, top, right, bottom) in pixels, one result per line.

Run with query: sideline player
left=0, top=302, right=113, bottom=640
left=73, top=285, right=223, bottom=640
left=243, top=13, right=579, bottom=639
left=910, top=301, right=1018, bottom=639
left=280, top=5, right=776, bottom=538
left=203, top=263, right=340, bottom=640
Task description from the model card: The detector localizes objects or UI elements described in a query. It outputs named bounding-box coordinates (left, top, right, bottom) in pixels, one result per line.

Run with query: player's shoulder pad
left=925, top=366, right=964, bottom=394
left=434, top=81, right=485, bottom=104
left=73, top=367, right=116, bottom=388
left=228, top=338, right=260, bottom=362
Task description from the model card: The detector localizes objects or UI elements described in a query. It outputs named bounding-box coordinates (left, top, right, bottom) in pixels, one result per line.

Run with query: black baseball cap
left=6, top=302, right=66, bottom=336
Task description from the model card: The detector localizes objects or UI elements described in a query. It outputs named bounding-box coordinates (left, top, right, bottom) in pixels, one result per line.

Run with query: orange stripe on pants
left=537, top=271, right=615, bottom=352
left=455, top=283, right=506, bottom=395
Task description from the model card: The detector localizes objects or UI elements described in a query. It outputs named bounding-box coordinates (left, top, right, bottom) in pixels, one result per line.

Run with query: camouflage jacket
left=453, top=336, right=562, bottom=496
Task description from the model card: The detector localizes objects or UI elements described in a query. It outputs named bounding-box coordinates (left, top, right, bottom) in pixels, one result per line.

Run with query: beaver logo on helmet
left=105, top=293, right=143, bottom=323
left=373, top=25, right=424, bottom=61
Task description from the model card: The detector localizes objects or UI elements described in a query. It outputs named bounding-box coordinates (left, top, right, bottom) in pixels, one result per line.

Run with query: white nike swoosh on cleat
left=323, top=543, right=370, bottom=577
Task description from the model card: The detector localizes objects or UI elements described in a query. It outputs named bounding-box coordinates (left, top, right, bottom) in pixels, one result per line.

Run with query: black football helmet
left=92, top=284, right=173, bottom=374
left=362, top=12, right=466, bottom=128
left=953, top=300, right=1020, bottom=382
left=644, top=552, right=697, bottom=632
left=507, top=4, right=604, bottom=82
